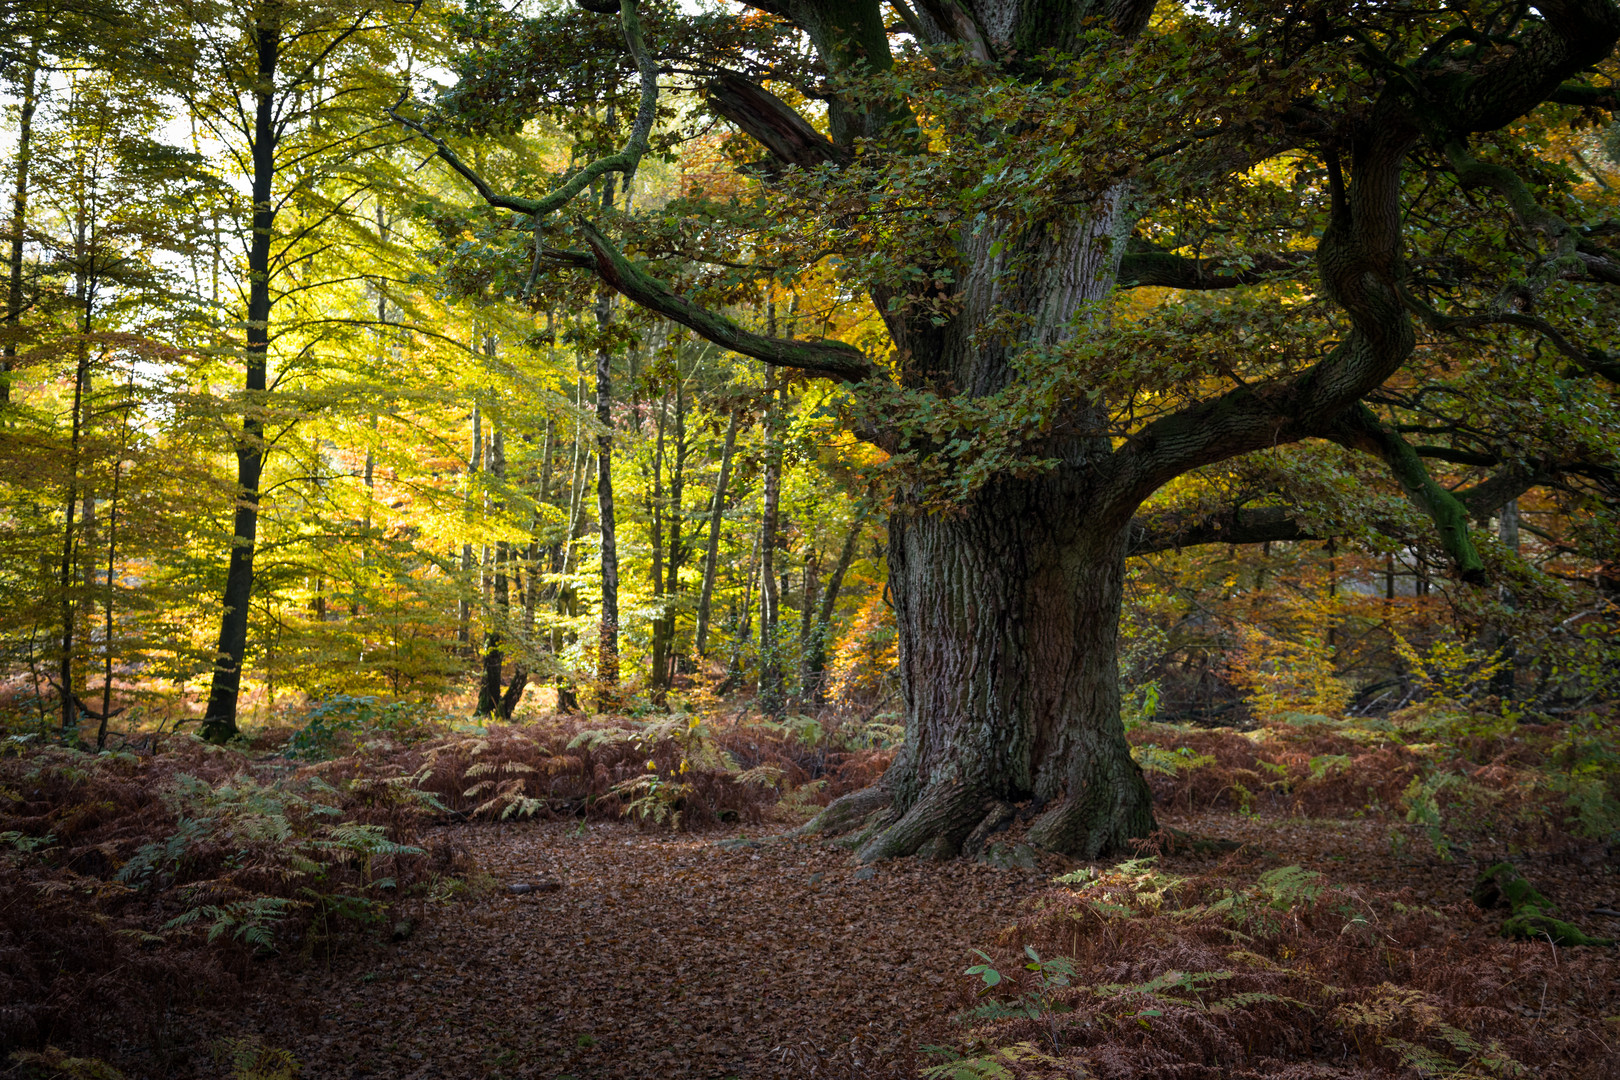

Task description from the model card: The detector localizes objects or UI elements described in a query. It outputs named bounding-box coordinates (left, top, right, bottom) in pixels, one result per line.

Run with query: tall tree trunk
left=664, top=376, right=688, bottom=681
left=757, top=371, right=784, bottom=718
left=594, top=269, right=620, bottom=702
left=523, top=416, right=554, bottom=636
left=201, top=7, right=280, bottom=742
left=96, top=371, right=133, bottom=750
left=478, top=388, right=509, bottom=716
left=802, top=508, right=867, bottom=706
left=458, top=402, right=481, bottom=655
left=57, top=322, right=90, bottom=737
left=2, top=41, right=38, bottom=406
left=797, top=548, right=819, bottom=694
left=694, top=407, right=739, bottom=658
left=554, top=389, right=588, bottom=712
left=58, top=161, right=98, bottom=737
left=648, top=389, right=668, bottom=696
left=356, top=203, right=388, bottom=619
left=722, top=527, right=760, bottom=692
left=806, top=201, right=1156, bottom=861
left=353, top=413, right=375, bottom=619
left=1491, top=498, right=1520, bottom=697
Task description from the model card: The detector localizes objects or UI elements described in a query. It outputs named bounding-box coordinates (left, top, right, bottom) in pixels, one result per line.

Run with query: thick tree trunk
left=809, top=192, right=1155, bottom=859
left=835, top=481, right=1153, bottom=861
left=201, top=9, right=280, bottom=742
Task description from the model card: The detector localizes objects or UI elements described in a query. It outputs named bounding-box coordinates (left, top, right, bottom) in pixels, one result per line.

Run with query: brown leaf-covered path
left=234, top=820, right=1049, bottom=1079
left=216, top=810, right=1620, bottom=1080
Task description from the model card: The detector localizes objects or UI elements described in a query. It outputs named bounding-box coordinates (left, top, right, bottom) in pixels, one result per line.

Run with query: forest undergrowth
left=0, top=697, right=1615, bottom=1080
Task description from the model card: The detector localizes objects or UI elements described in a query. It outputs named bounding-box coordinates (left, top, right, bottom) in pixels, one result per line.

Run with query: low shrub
left=0, top=733, right=444, bottom=1064
left=939, top=858, right=1617, bottom=1079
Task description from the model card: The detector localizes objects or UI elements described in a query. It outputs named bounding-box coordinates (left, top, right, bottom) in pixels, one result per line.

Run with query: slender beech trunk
left=201, top=8, right=281, bottom=742
left=722, top=527, right=760, bottom=691
left=96, top=373, right=134, bottom=749
left=2, top=43, right=38, bottom=406
left=797, top=550, right=819, bottom=691
left=694, top=407, right=739, bottom=657
left=554, top=385, right=588, bottom=712
left=57, top=331, right=90, bottom=736
left=473, top=375, right=511, bottom=712
left=458, top=402, right=480, bottom=654
left=594, top=181, right=621, bottom=702
left=757, top=371, right=784, bottom=717
left=353, top=413, right=376, bottom=619
left=664, top=378, right=688, bottom=680
left=648, top=390, right=668, bottom=694
left=1491, top=499, right=1520, bottom=697
left=355, top=204, right=387, bottom=619
left=802, top=509, right=868, bottom=706
left=524, top=416, right=554, bottom=635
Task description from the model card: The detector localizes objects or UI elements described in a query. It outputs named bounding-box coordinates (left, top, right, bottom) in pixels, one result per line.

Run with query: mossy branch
left=1328, top=404, right=1487, bottom=584
left=389, top=0, right=659, bottom=221
left=573, top=222, right=879, bottom=383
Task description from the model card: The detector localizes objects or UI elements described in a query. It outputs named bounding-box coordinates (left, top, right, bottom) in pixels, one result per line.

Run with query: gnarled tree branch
left=1324, top=403, right=1486, bottom=583
left=704, top=73, right=848, bottom=170
left=574, top=222, right=880, bottom=383
left=1117, top=246, right=1311, bottom=290
left=390, top=0, right=658, bottom=221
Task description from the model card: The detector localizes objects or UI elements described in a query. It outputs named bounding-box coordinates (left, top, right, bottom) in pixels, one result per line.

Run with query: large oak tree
left=399, top=0, right=1620, bottom=858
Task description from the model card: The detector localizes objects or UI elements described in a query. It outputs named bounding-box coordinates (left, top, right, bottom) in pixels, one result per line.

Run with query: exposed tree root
left=855, top=781, right=986, bottom=863
left=1027, top=759, right=1155, bottom=859
left=961, top=801, right=1017, bottom=860
left=792, top=784, right=892, bottom=839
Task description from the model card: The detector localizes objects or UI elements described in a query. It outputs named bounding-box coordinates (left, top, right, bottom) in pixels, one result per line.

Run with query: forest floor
left=7, top=714, right=1619, bottom=1079
left=206, top=809, right=1620, bottom=1080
